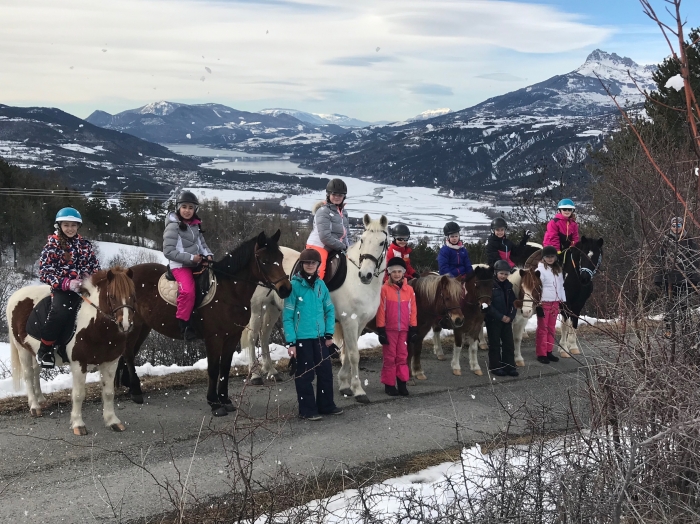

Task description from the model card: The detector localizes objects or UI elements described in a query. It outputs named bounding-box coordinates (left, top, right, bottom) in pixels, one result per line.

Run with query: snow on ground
left=185, top=188, right=286, bottom=202
left=59, top=143, right=97, bottom=155
left=94, top=241, right=167, bottom=267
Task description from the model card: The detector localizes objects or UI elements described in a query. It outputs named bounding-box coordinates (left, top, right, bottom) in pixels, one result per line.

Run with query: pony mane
left=471, top=266, right=493, bottom=281
left=214, top=234, right=278, bottom=280
left=93, top=266, right=136, bottom=299
left=520, top=268, right=542, bottom=298
left=413, top=274, right=462, bottom=307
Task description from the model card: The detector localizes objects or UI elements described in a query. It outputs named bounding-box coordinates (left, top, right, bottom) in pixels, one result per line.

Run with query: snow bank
left=665, top=74, right=684, bottom=92
left=94, top=241, right=167, bottom=267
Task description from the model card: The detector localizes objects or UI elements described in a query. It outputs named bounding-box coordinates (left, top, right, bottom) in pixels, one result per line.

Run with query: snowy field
left=185, top=187, right=286, bottom=203
left=95, top=241, right=168, bottom=267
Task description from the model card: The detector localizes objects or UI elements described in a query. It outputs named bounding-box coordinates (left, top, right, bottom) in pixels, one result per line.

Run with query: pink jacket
left=543, top=213, right=579, bottom=251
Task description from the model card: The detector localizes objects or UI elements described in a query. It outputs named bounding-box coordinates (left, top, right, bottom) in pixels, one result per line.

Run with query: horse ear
left=271, top=229, right=281, bottom=243
left=257, top=231, right=267, bottom=247
left=535, top=270, right=541, bottom=278
left=514, top=299, right=523, bottom=309
left=126, top=268, right=134, bottom=279
left=380, top=215, right=388, bottom=229
left=363, top=214, right=371, bottom=228
left=107, top=269, right=114, bottom=282
left=597, top=238, right=604, bottom=247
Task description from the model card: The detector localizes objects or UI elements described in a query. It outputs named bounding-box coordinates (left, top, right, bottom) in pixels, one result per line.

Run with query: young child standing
left=163, top=191, right=214, bottom=341
left=438, top=221, right=473, bottom=278
left=484, top=260, right=519, bottom=377
left=376, top=257, right=418, bottom=397
left=543, top=199, right=579, bottom=253
left=536, top=246, right=566, bottom=364
left=37, top=207, right=101, bottom=368
left=283, top=249, right=343, bottom=420
left=385, top=224, right=418, bottom=281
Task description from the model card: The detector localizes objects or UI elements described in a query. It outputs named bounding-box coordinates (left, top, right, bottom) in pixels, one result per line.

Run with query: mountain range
left=258, top=108, right=379, bottom=128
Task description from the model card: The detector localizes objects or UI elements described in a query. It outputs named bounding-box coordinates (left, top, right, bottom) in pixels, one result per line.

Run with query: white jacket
left=537, top=262, right=566, bottom=302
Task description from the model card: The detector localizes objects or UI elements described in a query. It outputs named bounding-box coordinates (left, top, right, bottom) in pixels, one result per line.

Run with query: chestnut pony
left=122, top=231, right=291, bottom=416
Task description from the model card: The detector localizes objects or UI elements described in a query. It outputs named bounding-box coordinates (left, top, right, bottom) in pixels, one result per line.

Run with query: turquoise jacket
left=283, top=274, right=335, bottom=344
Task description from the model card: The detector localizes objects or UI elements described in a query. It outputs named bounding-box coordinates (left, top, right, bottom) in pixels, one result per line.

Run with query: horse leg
left=512, top=315, right=528, bottom=367
left=338, top=321, right=369, bottom=403
left=242, top=326, right=263, bottom=386
left=337, top=321, right=352, bottom=395
left=432, top=326, right=445, bottom=361
left=19, top=344, right=42, bottom=417
left=466, top=332, right=483, bottom=376
left=478, top=324, right=488, bottom=350
left=411, top=325, right=430, bottom=380
left=217, top=337, right=239, bottom=414
left=260, top=306, right=282, bottom=380
left=99, top=359, right=125, bottom=431
left=559, top=317, right=572, bottom=358
left=124, top=324, right=151, bottom=404
left=451, top=329, right=464, bottom=376
left=69, top=362, right=89, bottom=436
left=568, top=316, right=581, bottom=355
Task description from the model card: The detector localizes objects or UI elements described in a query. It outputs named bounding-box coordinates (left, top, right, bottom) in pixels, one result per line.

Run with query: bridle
left=461, top=277, right=493, bottom=307
left=438, top=286, right=463, bottom=327
left=253, top=247, right=290, bottom=291
left=348, top=230, right=389, bottom=279
left=564, top=246, right=602, bottom=280
left=81, top=294, right=135, bottom=327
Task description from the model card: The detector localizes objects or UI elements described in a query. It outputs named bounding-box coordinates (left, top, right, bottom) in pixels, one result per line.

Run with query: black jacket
left=654, top=232, right=700, bottom=285
left=486, top=277, right=517, bottom=322
left=485, top=233, right=528, bottom=269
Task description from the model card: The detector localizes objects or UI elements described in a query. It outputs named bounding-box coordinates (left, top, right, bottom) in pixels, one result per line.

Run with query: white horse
left=7, top=268, right=136, bottom=435
left=243, top=214, right=388, bottom=402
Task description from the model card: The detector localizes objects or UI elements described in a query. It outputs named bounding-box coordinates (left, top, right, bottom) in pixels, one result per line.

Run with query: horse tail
left=10, top=336, right=22, bottom=391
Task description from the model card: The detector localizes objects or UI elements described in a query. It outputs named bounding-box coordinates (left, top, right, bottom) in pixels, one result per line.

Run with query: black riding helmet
left=326, top=178, right=347, bottom=195
left=390, top=223, right=411, bottom=240
left=176, top=190, right=199, bottom=210
left=443, top=221, right=460, bottom=236
left=542, top=246, right=558, bottom=257
left=491, top=217, right=508, bottom=231
left=493, top=260, right=511, bottom=273
left=299, top=248, right=322, bottom=263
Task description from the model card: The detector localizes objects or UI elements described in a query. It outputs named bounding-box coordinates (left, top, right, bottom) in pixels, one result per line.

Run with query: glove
left=408, top=326, right=419, bottom=343
left=377, top=327, right=388, bottom=345
left=536, top=306, right=545, bottom=318
left=67, top=279, right=82, bottom=293
left=287, top=357, right=297, bottom=377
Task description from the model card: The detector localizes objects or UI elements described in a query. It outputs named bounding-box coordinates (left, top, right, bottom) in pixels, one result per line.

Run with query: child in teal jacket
left=283, top=249, right=343, bottom=420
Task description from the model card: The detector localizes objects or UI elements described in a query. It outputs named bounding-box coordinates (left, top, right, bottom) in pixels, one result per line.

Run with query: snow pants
left=294, top=338, right=337, bottom=418
left=305, top=244, right=329, bottom=279
left=381, top=329, right=409, bottom=386
left=172, top=267, right=196, bottom=321
left=40, top=289, right=82, bottom=345
left=485, top=318, right=515, bottom=371
left=536, top=301, right=560, bottom=357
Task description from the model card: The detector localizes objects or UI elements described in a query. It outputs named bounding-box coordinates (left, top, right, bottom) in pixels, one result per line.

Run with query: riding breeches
left=40, top=289, right=82, bottom=345
left=171, top=267, right=196, bottom=321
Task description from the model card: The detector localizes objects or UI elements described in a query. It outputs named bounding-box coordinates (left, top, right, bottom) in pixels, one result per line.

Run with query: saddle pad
left=25, top=295, right=79, bottom=348
left=157, top=270, right=217, bottom=308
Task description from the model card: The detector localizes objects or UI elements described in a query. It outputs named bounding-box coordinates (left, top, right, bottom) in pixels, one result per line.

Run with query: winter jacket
left=39, top=233, right=101, bottom=290
left=306, top=201, right=350, bottom=252
left=485, top=277, right=517, bottom=322
left=376, top=278, right=417, bottom=332
left=163, top=212, right=213, bottom=269
left=654, top=231, right=700, bottom=285
left=485, top=233, right=528, bottom=269
left=283, top=273, right=335, bottom=344
left=543, top=213, right=580, bottom=252
left=438, top=242, right=473, bottom=278
left=537, top=262, right=566, bottom=302
left=384, top=241, right=417, bottom=281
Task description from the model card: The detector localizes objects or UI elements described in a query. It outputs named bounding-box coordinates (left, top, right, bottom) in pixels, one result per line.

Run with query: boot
left=178, top=319, right=197, bottom=341
left=385, top=384, right=399, bottom=396
left=397, top=380, right=409, bottom=396
left=36, top=342, right=55, bottom=369
left=547, top=352, right=560, bottom=362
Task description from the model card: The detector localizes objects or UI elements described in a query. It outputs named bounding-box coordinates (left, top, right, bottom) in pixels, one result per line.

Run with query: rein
left=81, top=295, right=135, bottom=326
left=460, top=278, right=493, bottom=307
left=348, top=230, right=389, bottom=278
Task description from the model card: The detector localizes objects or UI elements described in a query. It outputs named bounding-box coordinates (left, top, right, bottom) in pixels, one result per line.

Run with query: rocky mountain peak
left=583, top=49, right=639, bottom=69
left=137, top=101, right=181, bottom=116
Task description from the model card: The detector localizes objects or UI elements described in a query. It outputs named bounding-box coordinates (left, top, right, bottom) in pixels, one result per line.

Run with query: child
left=385, top=223, right=418, bottom=281
left=376, top=257, right=418, bottom=396
left=306, top=178, right=350, bottom=279
left=484, top=260, right=519, bottom=377
left=163, top=191, right=214, bottom=341
left=543, top=199, right=579, bottom=253
left=283, top=249, right=343, bottom=420
left=486, top=217, right=532, bottom=270
left=438, top=221, right=473, bottom=278
left=536, top=246, right=566, bottom=364
left=37, top=207, right=101, bottom=368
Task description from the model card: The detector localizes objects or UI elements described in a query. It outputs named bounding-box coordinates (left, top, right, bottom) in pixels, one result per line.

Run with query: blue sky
left=2, top=0, right=698, bottom=122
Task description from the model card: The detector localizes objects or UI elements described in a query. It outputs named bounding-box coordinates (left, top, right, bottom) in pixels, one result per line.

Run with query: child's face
left=494, top=227, right=506, bottom=238
left=496, top=271, right=509, bottom=282
left=179, top=203, right=196, bottom=220
left=302, top=261, right=319, bottom=274
left=60, top=221, right=79, bottom=238
left=329, top=192, right=345, bottom=205
left=543, top=255, right=557, bottom=265
left=390, top=269, right=405, bottom=283
left=394, top=237, right=408, bottom=247
left=448, top=233, right=460, bottom=245
left=559, top=209, right=573, bottom=217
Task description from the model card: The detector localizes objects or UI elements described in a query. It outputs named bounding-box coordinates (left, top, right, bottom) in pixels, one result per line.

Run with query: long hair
left=55, top=227, right=78, bottom=263
left=542, top=257, right=562, bottom=276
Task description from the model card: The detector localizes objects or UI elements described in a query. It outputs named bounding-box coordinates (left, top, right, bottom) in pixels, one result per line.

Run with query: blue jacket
left=438, top=243, right=473, bottom=277
left=283, top=274, right=335, bottom=344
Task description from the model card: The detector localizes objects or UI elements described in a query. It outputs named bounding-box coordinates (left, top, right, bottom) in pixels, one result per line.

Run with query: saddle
left=291, top=250, right=347, bottom=292
left=157, top=266, right=217, bottom=308
left=25, top=295, right=79, bottom=363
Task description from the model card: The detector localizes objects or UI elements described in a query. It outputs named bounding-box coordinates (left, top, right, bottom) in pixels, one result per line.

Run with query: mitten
left=377, top=327, right=388, bottom=345
left=68, top=279, right=82, bottom=293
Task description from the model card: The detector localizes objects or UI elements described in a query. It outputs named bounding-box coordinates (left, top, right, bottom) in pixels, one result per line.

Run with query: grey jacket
left=163, top=212, right=213, bottom=269
left=306, top=201, right=350, bottom=252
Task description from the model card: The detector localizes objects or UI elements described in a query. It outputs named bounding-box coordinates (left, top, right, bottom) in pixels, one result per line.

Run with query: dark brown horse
left=8, top=267, right=136, bottom=435
left=430, top=266, right=494, bottom=377
left=122, top=230, right=291, bottom=416
left=408, top=274, right=465, bottom=380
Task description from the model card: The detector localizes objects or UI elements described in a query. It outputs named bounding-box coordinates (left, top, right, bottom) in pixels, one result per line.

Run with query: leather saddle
left=291, top=250, right=347, bottom=292
left=25, top=295, right=79, bottom=363
left=158, top=266, right=217, bottom=308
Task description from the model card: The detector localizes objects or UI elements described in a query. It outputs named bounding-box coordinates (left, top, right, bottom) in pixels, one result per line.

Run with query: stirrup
left=36, top=351, right=55, bottom=369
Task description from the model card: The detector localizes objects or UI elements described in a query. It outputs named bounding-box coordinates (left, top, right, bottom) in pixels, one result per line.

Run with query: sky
left=2, top=0, right=699, bottom=122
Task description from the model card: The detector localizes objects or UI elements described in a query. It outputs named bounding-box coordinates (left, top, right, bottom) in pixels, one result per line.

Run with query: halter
left=564, top=247, right=602, bottom=280
left=253, top=247, right=290, bottom=291
left=81, top=295, right=135, bottom=327
left=437, top=285, right=463, bottom=327
left=461, top=277, right=493, bottom=307
left=348, top=230, right=388, bottom=278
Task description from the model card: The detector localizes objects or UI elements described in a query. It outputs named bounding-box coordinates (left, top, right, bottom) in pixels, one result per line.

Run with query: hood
left=312, top=200, right=328, bottom=214
left=166, top=211, right=180, bottom=225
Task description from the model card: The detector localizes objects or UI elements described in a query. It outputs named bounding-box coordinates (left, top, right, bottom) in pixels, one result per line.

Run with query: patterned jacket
left=163, top=212, right=213, bottom=269
left=376, top=278, right=417, bottom=332
left=306, top=201, right=350, bottom=252
left=39, top=233, right=101, bottom=290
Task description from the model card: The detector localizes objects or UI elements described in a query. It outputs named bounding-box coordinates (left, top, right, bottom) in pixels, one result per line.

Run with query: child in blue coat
left=283, top=249, right=343, bottom=421
left=438, top=221, right=473, bottom=278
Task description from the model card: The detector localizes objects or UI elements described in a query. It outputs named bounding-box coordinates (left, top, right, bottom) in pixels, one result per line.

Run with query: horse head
left=518, top=267, right=542, bottom=318
left=464, top=266, right=493, bottom=311
left=571, top=236, right=604, bottom=285
left=84, top=266, right=137, bottom=333
left=254, top=230, right=292, bottom=299
left=355, top=214, right=389, bottom=284
left=438, top=275, right=465, bottom=328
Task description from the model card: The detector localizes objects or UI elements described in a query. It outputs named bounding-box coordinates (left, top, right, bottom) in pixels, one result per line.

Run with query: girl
left=163, top=191, right=214, bottom=341
left=385, top=223, right=417, bottom=281
left=376, top=257, right=418, bottom=396
left=536, top=245, right=566, bottom=364
left=283, top=249, right=343, bottom=420
left=438, top=221, right=473, bottom=278
left=37, top=207, right=101, bottom=368
left=306, top=178, right=350, bottom=279
left=543, top=199, right=579, bottom=253
left=485, top=260, right=519, bottom=377
left=486, top=217, right=532, bottom=270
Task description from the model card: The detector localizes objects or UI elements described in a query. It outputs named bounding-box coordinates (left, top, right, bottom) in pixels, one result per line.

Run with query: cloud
left=475, top=73, right=526, bottom=82
left=324, top=55, right=399, bottom=67
left=407, top=83, right=453, bottom=96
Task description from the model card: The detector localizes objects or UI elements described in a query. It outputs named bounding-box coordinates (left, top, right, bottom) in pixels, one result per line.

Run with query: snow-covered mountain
left=408, top=108, right=452, bottom=122
left=259, top=108, right=375, bottom=128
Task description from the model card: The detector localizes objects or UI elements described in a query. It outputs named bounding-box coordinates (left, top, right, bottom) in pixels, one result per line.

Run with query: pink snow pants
left=171, top=267, right=196, bottom=321
left=536, top=301, right=560, bottom=357
left=381, top=330, right=409, bottom=385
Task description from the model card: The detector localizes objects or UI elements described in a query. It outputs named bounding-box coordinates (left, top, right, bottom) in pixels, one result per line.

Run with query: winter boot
left=385, top=384, right=399, bottom=396
left=547, top=352, right=560, bottom=362
left=537, top=355, right=550, bottom=365
left=36, top=342, right=55, bottom=369
left=178, top=319, right=197, bottom=341
left=397, top=380, right=409, bottom=396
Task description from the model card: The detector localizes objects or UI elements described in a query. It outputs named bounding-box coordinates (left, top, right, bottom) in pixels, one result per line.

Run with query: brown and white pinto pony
left=511, top=267, right=542, bottom=366
left=8, top=267, right=136, bottom=436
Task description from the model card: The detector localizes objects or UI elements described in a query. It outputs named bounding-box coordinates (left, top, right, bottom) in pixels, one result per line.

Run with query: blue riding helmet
left=557, top=199, right=575, bottom=210
left=55, top=207, right=83, bottom=224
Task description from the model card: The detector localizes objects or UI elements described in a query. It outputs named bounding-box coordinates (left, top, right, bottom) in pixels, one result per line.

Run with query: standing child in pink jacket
left=536, top=246, right=566, bottom=364
left=543, top=199, right=579, bottom=253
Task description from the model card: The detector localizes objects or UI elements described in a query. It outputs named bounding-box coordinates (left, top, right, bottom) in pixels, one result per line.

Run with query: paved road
left=0, top=337, right=600, bottom=522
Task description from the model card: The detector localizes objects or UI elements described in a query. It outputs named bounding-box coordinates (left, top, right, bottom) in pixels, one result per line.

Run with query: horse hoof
left=355, top=395, right=370, bottom=404
left=453, top=369, right=462, bottom=376
left=472, top=369, right=482, bottom=377
left=436, top=355, right=446, bottom=361
left=212, top=406, right=229, bottom=417
left=110, top=423, right=126, bottom=432
left=515, top=360, right=525, bottom=367
left=479, top=345, right=488, bottom=351
left=559, top=352, right=572, bottom=359
left=339, top=388, right=353, bottom=397
left=30, top=408, right=42, bottom=418
left=73, top=426, right=88, bottom=436
left=131, top=393, right=144, bottom=404
left=570, top=348, right=581, bottom=355
left=250, top=377, right=264, bottom=386
left=415, top=372, right=427, bottom=380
